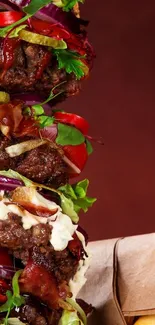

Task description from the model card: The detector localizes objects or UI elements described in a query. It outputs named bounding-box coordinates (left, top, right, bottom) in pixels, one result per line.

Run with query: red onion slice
left=0, top=175, right=24, bottom=191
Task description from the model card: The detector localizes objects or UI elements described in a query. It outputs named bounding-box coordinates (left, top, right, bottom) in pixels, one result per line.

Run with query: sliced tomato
left=0, top=11, right=23, bottom=27
left=0, top=248, right=12, bottom=267
left=54, top=112, right=89, bottom=135
left=31, top=18, right=70, bottom=40
left=63, top=143, right=88, bottom=175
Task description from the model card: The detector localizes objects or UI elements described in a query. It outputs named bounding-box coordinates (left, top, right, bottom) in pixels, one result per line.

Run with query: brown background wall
left=61, top=1, right=155, bottom=241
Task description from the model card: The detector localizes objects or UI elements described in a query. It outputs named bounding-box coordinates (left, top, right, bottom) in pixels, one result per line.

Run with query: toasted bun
left=134, top=316, right=155, bottom=325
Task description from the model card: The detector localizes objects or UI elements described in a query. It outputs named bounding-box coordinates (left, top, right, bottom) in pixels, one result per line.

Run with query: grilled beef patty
left=0, top=41, right=80, bottom=100
left=0, top=214, right=79, bottom=283
left=0, top=135, right=68, bottom=188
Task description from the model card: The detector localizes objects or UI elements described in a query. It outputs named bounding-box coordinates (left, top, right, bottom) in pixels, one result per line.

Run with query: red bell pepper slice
left=63, top=143, right=88, bottom=174
left=31, top=18, right=70, bottom=40
left=54, top=111, right=89, bottom=135
left=0, top=11, right=23, bottom=27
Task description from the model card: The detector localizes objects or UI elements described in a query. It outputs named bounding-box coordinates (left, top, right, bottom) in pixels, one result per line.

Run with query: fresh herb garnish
left=85, top=138, right=93, bottom=155
left=54, top=49, right=88, bottom=80
left=56, top=123, right=85, bottom=146
left=23, top=0, right=54, bottom=15
left=59, top=179, right=96, bottom=215
left=0, top=270, right=25, bottom=325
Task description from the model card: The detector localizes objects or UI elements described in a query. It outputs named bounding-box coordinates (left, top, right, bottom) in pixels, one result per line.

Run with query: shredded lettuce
left=59, top=179, right=96, bottom=214
left=58, top=310, right=84, bottom=325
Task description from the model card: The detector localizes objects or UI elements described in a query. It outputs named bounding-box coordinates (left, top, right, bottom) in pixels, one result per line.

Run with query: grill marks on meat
left=0, top=42, right=80, bottom=98
left=0, top=134, right=68, bottom=188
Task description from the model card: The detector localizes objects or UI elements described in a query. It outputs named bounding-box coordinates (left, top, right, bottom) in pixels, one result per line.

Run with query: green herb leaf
left=59, top=179, right=96, bottom=216
left=12, top=270, right=22, bottom=297
left=0, top=292, right=13, bottom=313
left=56, top=123, right=85, bottom=146
left=54, top=49, right=88, bottom=80
left=38, top=116, right=54, bottom=128
left=23, top=0, right=53, bottom=15
left=0, top=15, right=31, bottom=38
left=85, top=139, right=93, bottom=155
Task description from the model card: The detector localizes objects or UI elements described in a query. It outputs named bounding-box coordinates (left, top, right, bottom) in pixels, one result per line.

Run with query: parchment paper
left=78, top=233, right=155, bottom=324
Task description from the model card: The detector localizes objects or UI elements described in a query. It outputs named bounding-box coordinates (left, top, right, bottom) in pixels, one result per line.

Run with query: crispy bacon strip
left=19, top=260, right=67, bottom=309
left=68, top=233, right=85, bottom=261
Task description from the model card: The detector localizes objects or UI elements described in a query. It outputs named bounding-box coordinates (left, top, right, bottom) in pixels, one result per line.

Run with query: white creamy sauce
left=50, top=213, right=77, bottom=251
left=69, top=231, right=90, bottom=297
left=0, top=189, right=76, bottom=251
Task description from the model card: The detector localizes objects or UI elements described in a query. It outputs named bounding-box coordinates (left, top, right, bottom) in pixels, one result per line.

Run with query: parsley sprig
left=0, top=270, right=25, bottom=325
left=53, top=49, right=88, bottom=80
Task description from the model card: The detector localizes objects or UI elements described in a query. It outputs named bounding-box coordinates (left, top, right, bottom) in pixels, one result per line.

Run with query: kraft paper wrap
left=78, top=233, right=155, bottom=324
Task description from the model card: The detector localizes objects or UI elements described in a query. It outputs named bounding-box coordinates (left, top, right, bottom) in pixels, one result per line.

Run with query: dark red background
left=61, top=1, right=155, bottom=241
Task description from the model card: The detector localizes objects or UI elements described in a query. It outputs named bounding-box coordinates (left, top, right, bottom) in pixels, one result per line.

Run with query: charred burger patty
left=0, top=134, right=68, bottom=188
left=0, top=41, right=81, bottom=98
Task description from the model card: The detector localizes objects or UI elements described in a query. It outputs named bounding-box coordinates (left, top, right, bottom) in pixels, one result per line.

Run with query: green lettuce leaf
left=23, top=0, right=53, bottom=15
left=58, top=310, right=84, bottom=325
left=59, top=179, right=96, bottom=214
left=66, top=298, right=87, bottom=325
left=60, top=193, right=79, bottom=223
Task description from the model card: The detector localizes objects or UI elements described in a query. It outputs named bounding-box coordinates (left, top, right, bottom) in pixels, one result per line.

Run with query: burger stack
left=0, top=1, right=96, bottom=324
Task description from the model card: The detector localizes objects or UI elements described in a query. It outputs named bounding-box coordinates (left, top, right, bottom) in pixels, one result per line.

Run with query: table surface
left=61, top=1, right=155, bottom=241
